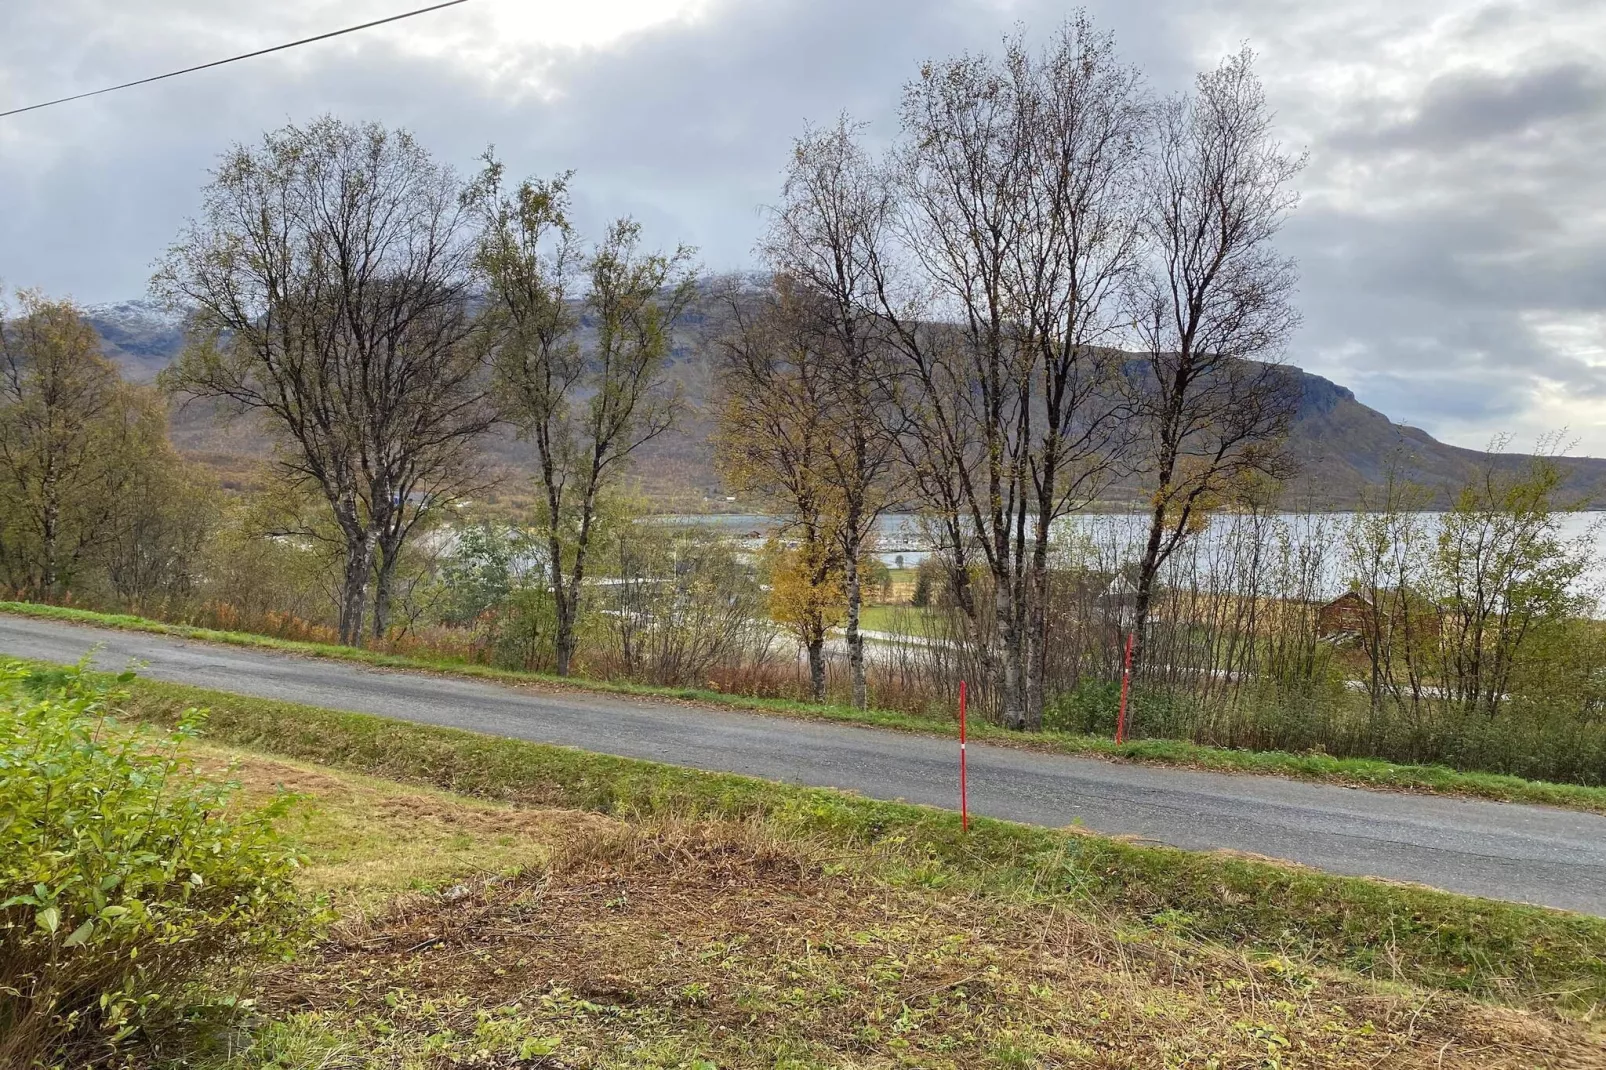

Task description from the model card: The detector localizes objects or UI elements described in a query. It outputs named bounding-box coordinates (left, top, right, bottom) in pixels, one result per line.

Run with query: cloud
left=2, top=0, right=1605, bottom=452
left=1199, top=0, right=1606, bottom=448
left=1347, top=62, right=1606, bottom=151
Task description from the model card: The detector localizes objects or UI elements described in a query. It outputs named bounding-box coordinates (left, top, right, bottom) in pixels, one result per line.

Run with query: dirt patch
left=203, top=752, right=363, bottom=799
left=253, top=818, right=1605, bottom=1069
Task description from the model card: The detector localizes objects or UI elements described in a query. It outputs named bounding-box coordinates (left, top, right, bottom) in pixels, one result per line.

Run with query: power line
left=0, top=0, right=473, bottom=120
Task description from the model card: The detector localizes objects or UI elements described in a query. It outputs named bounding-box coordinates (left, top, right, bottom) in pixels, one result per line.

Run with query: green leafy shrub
left=0, top=660, right=307, bottom=1067
left=1043, top=677, right=1121, bottom=734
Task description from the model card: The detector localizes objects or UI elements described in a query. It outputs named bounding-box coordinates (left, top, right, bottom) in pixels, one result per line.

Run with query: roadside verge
left=6, top=599, right=1606, bottom=814
left=29, top=658, right=1604, bottom=1015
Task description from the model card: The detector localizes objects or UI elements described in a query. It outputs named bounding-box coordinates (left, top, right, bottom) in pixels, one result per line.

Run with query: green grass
left=27, top=659, right=1604, bottom=1016
left=856, top=603, right=939, bottom=635
left=188, top=740, right=571, bottom=914
left=169, top=743, right=1600, bottom=1068
left=159, top=742, right=1593, bottom=1066
left=9, top=600, right=1606, bottom=815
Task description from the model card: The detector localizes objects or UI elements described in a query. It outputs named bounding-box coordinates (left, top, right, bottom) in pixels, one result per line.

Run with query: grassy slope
left=180, top=742, right=1603, bottom=1069
left=855, top=603, right=939, bottom=634
left=8, top=599, right=1606, bottom=814
left=42, top=662, right=1603, bottom=1019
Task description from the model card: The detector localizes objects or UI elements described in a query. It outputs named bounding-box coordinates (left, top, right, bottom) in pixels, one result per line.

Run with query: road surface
left=4, top=612, right=1605, bottom=916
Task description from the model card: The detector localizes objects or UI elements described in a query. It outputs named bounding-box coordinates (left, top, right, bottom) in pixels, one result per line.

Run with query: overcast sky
left=2, top=0, right=1604, bottom=452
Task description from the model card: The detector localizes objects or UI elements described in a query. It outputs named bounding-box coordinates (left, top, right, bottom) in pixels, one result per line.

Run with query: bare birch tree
left=762, top=119, right=902, bottom=709
left=867, top=19, right=1145, bottom=728
left=1006, top=18, right=1148, bottom=725
left=877, top=47, right=1038, bottom=730
left=1126, top=48, right=1305, bottom=682
left=158, top=118, right=495, bottom=646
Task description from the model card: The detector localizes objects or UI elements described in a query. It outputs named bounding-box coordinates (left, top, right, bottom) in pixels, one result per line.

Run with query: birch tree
left=762, top=120, right=901, bottom=709
left=158, top=117, right=495, bottom=646
left=0, top=292, right=169, bottom=598
left=713, top=277, right=846, bottom=699
left=474, top=161, right=696, bottom=676
left=868, top=19, right=1145, bottom=728
left=1126, top=48, right=1305, bottom=680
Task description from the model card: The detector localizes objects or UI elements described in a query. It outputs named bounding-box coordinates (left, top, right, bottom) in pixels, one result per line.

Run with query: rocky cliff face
left=1283, top=370, right=1606, bottom=506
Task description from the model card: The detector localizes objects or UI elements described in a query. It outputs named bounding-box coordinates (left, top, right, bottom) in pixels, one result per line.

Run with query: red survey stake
left=1116, top=632, right=1135, bottom=744
left=958, top=679, right=969, bottom=831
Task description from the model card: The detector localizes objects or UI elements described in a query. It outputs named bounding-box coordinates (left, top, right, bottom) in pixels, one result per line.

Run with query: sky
left=2, top=0, right=1604, bottom=453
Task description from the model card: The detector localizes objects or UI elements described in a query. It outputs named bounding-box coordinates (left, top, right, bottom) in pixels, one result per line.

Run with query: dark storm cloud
left=2, top=0, right=1605, bottom=449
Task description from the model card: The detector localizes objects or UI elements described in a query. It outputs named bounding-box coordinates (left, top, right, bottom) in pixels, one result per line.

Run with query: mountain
left=82, top=299, right=1606, bottom=511
left=83, top=300, right=187, bottom=383
left=1283, top=372, right=1606, bottom=507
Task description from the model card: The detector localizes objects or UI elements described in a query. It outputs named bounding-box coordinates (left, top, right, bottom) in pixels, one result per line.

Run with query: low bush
left=0, top=661, right=308, bottom=1067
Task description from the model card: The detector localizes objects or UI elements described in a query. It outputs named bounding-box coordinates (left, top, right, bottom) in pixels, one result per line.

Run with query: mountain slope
left=83, top=300, right=1606, bottom=510
left=1285, top=372, right=1606, bottom=506
left=84, top=300, right=186, bottom=383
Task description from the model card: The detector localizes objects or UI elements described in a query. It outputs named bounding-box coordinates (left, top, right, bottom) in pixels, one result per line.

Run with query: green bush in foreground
left=0, top=661, right=307, bottom=1068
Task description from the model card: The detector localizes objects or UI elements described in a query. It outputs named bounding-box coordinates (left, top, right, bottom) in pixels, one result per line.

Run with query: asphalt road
left=6, top=613, right=1606, bottom=916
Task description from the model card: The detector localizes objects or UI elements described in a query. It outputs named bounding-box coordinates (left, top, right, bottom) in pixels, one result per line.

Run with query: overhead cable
left=0, top=0, right=472, bottom=119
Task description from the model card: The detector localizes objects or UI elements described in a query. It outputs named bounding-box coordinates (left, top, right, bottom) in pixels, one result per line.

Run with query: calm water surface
left=653, top=511, right=1606, bottom=601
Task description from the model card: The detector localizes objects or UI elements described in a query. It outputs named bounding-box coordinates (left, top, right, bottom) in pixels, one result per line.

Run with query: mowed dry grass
left=195, top=746, right=1606, bottom=1070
